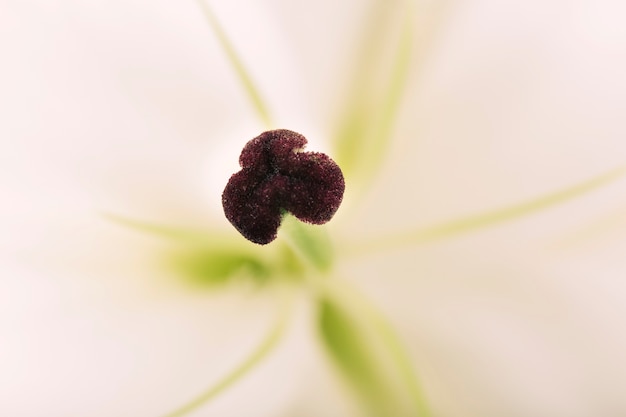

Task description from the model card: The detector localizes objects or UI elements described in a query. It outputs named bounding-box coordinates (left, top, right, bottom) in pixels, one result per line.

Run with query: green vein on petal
left=161, top=291, right=293, bottom=417
left=318, top=278, right=431, bottom=417
left=332, top=0, right=414, bottom=190
left=547, top=201, right=626, bottom=251
left=347, top=165, right=626, bottom=255
left=102, top=213, right=221, bottom=243
left=195, top=0, right=273, bottom=128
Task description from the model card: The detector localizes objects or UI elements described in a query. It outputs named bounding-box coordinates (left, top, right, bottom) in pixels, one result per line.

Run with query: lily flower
left=2, top=1, right=626, bottom=417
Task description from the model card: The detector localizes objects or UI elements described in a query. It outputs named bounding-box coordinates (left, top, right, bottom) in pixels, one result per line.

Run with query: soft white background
left=2, top=1, right=626, bottom=416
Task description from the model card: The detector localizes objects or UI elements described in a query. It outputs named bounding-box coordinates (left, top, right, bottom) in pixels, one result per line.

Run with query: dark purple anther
left=222, top=129, right=345, bottom=245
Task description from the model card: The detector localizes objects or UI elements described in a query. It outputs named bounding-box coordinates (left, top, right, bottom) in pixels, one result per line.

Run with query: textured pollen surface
left=222, top=129, right=345, bottom=245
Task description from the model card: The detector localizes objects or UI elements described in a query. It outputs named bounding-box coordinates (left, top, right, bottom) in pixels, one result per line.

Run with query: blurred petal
left=0, top=1, right=304, bottom=416
left=336, top=1, right=626, bottom=416
left=318, top=279, right=431, bottom=417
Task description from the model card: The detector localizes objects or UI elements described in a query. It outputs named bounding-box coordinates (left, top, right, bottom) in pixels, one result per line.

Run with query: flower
left=2, top=1, right=626, bottom=417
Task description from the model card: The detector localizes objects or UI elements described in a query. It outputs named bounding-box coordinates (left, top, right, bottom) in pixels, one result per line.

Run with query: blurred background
left=2, top=0, right=626, bottom=416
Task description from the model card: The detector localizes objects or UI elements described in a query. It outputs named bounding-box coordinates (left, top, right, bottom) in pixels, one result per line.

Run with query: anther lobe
left=222, top=129, right=345, bottom=245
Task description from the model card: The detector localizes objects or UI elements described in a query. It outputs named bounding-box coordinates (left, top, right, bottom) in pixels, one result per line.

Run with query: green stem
left=161, top=291, right=293, bottom=417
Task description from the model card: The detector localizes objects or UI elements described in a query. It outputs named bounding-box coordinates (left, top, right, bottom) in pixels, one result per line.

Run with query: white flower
left=2, top=1, right=626, bottom=417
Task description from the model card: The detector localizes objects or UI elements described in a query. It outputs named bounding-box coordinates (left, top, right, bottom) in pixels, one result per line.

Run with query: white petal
left=0, top=2, right=309, bottom=416
left=338, top=1, right=626, bottom=416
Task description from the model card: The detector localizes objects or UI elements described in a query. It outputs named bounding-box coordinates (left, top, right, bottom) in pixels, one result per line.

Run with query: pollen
left=222, top=129, right=345, bottom=244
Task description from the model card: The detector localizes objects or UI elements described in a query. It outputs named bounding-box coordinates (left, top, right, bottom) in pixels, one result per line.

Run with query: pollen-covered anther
left=222, top=129, right=345, bottom=244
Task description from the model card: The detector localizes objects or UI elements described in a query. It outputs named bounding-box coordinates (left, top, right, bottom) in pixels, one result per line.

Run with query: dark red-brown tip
left=222, top=129, right=345, bottom=244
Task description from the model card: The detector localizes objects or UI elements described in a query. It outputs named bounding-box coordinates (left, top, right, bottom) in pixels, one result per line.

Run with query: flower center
left=222, top=129, right=345, bottom=244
